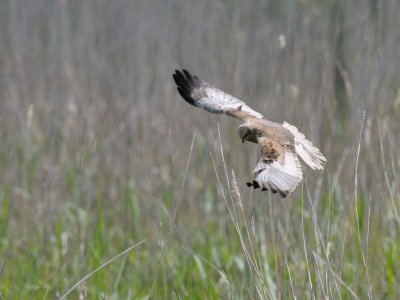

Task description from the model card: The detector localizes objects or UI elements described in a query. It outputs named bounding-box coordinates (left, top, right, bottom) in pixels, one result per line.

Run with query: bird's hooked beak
left=242, top=132, right=247, bottom=143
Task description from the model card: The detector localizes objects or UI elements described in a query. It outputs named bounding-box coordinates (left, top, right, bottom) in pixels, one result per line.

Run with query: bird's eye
left=263, top=158, right=274, bottom=164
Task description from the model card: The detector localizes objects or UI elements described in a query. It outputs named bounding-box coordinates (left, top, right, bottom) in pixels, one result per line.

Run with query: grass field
left=0, top=0, right=400, bottom=299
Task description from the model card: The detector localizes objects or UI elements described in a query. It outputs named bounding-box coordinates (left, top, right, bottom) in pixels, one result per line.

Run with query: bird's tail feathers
left=283, top=122, right=326, bottom=170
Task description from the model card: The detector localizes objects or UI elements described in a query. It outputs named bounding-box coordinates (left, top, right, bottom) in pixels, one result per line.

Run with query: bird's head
left=238, top=124, right=258, bottom=144
left=238, top=125, right=250, bottom=143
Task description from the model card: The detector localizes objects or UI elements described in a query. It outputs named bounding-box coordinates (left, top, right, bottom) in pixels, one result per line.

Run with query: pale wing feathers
left=282, top=122, right=326, bottom=170
left=253, top=148, right=303, bottom=197
left=204, top=87, right=264, bottom=118
left=173, top=69, right=263, bottom=119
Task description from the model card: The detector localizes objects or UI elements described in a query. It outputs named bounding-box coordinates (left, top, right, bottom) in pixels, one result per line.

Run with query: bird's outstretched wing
left=173, top=69, right=263, bottom=120
left=247, top=137, right=303, bottom=197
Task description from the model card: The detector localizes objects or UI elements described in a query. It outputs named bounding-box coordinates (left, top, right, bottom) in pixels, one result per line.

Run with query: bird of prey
left=173, top=69, right=326, bottom=197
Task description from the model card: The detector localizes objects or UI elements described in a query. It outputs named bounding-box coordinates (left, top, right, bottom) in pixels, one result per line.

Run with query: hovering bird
left=173, top=69, right=326, bottom=197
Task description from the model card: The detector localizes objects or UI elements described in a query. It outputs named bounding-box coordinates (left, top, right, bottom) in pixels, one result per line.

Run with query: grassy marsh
left=0, top=0, right=400, bottom=299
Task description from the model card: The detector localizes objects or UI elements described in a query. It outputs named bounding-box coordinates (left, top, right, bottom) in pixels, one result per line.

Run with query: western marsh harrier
left=173, top=69, right=326, bottom=197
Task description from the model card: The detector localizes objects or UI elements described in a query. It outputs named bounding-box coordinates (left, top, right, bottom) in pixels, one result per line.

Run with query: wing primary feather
left=172, top=72, right=187, bottom=89
left=173, top=69, right=203, bottom=108
left=176, top=86, right=195, bottom=106
left=193, top=75, right=202, bottom=85
left=182, top=69, right=195, bottom=85
left=173, top=69, right=202, bottom=106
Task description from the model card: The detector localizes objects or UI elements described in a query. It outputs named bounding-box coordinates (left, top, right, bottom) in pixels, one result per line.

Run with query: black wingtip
left=176, top=86, right=195, bottom=106
left=246, top=180, right=289, bottom=197
left=172, top=69, right=203, bottom=106
left=182, top=69, right=192, bottom=80
left=247, top=180, right=261, bottom=190
left=173, top=69, right=203, bottom=87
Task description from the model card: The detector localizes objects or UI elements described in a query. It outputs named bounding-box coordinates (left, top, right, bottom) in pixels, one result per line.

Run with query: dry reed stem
left=353, top=111, right=373, bottom=299
left=59, top=240, right=145, bottom=300
left=210, top=124, right=273, bottom=299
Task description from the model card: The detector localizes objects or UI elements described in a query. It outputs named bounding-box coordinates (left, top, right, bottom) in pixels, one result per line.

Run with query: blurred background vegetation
left=0, top=0, right=399, bottom=299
